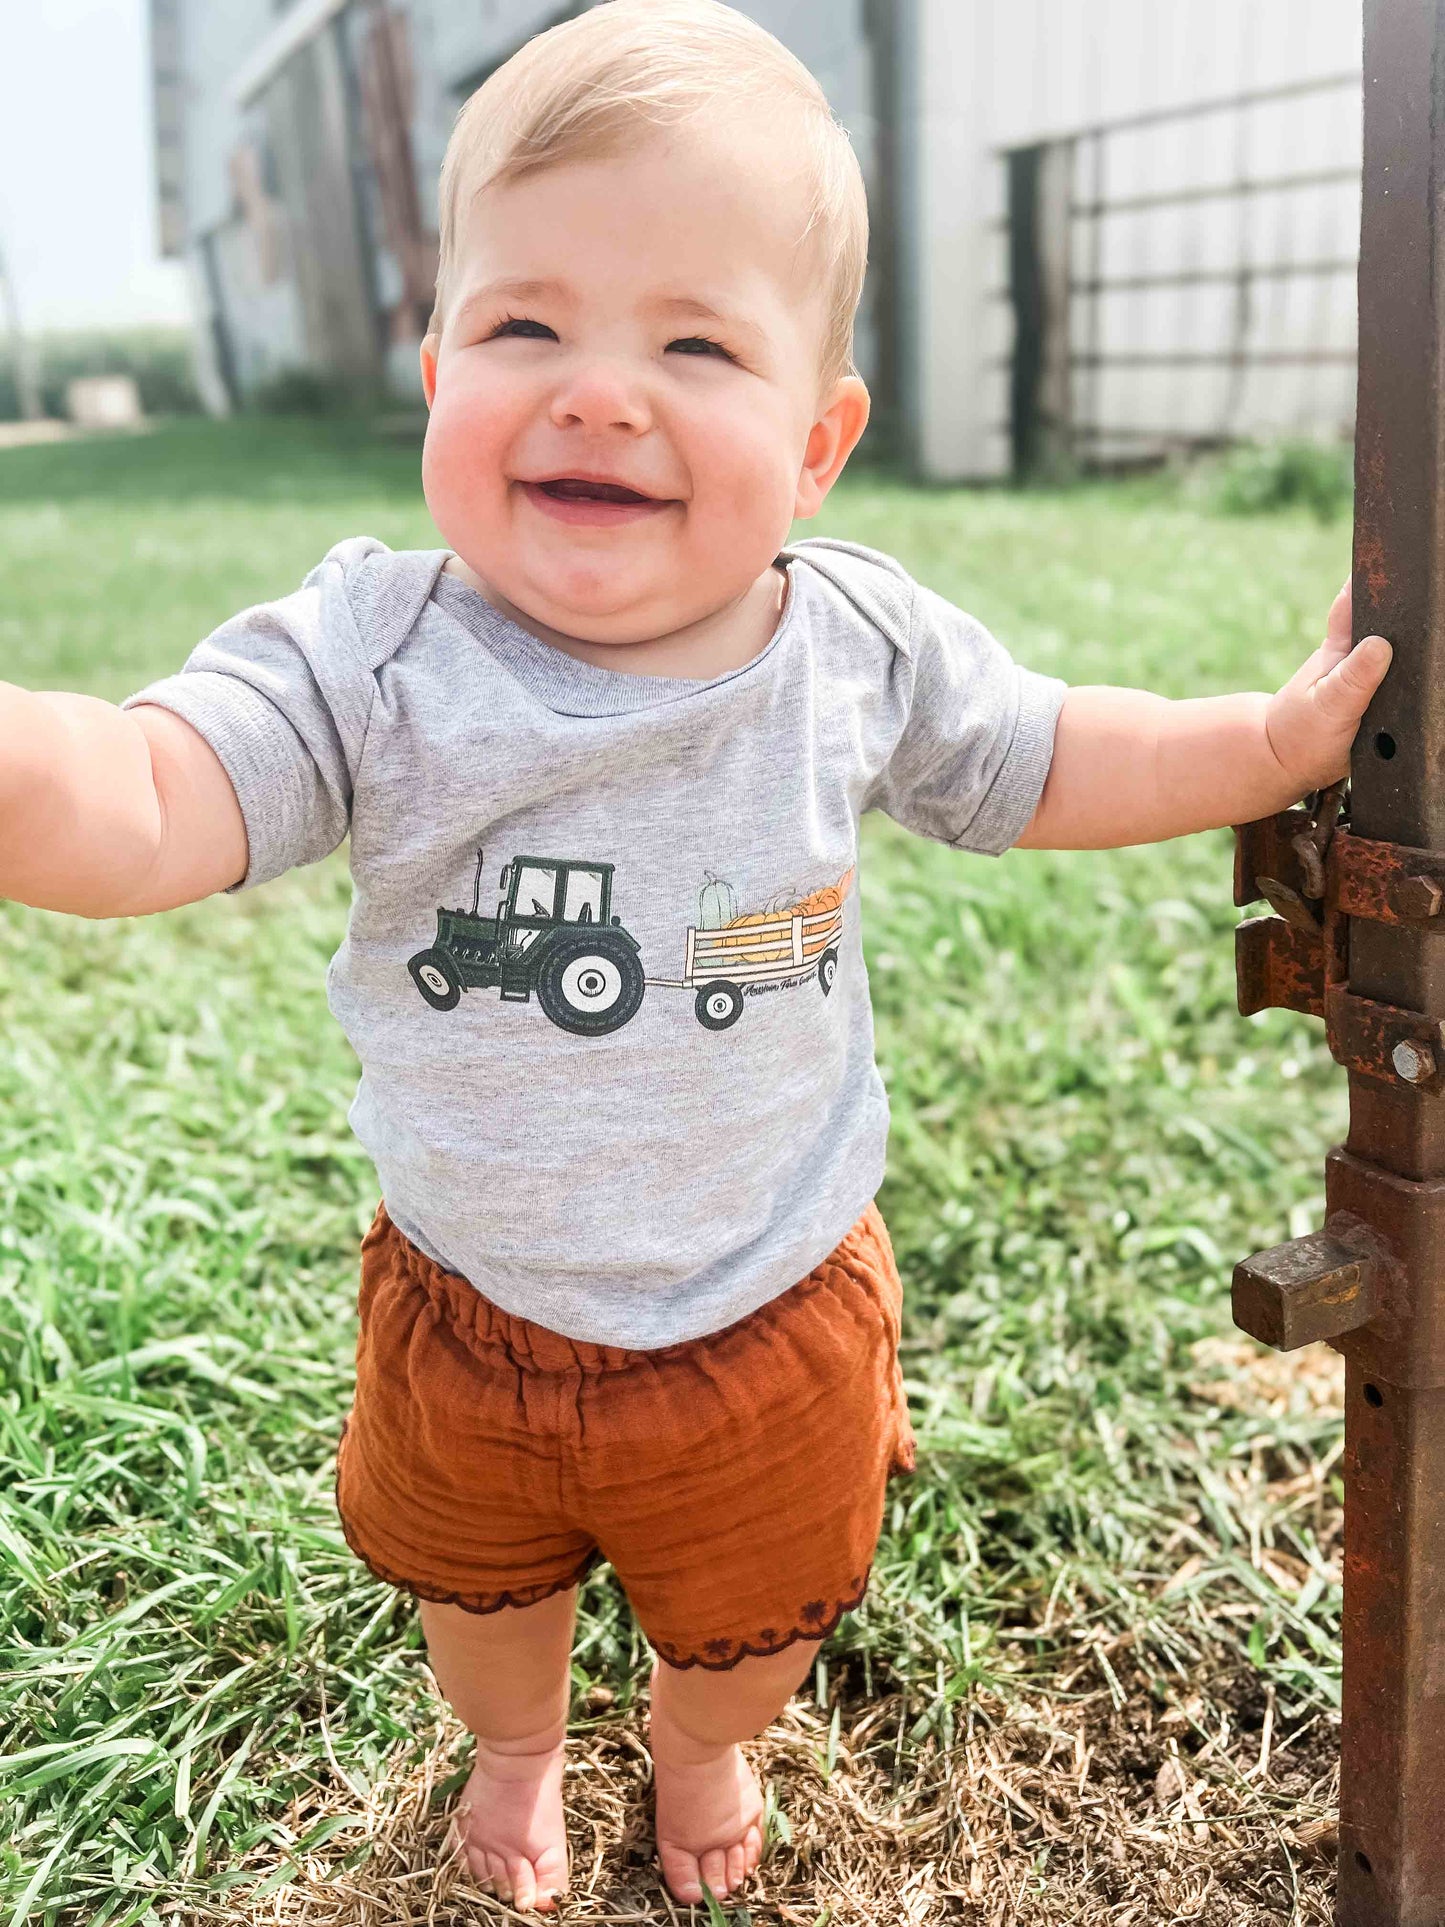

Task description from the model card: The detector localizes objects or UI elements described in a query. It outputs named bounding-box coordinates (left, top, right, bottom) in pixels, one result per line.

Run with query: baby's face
left=421, top=125, right=867, bottom=645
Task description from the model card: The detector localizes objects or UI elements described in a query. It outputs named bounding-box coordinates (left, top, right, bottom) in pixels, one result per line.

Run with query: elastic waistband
left=363, top=1200, right=883, bottom=1379
left=366, top=1203, right=706, bottom=1376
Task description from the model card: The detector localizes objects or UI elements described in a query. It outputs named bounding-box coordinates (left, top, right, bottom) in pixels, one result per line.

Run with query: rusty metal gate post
left=1230, top=4, right=1445, bottom=1921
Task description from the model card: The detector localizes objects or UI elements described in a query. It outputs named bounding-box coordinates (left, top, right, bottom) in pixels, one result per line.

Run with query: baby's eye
left=487, top=316, right=558, bottom=342
left=667, top=336, right=736, bottom=362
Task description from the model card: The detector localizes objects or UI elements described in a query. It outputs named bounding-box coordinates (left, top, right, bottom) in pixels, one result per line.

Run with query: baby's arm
left=0, top=685, right=247, bottom=917
left=1017, top=582, right=1393, bottom=850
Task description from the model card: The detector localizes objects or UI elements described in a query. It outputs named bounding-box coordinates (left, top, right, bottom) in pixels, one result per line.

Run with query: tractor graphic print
left=407, top=851, right=646, bottom=1036
left=407, top=854, right=852, bottom=1036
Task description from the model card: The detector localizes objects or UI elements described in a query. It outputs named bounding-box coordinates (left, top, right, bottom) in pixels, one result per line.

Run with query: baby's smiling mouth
left=519, top=475, right=677, bottom=525
left=540, top=478, right=654, bottom=504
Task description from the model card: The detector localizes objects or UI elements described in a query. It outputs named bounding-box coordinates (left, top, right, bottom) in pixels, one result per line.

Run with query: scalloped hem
left=335, top=1420, right=604, bottom=1615
left=336, top=1503, right=604, bottom=1615
left=650, top=1566, right=873, bottom=1671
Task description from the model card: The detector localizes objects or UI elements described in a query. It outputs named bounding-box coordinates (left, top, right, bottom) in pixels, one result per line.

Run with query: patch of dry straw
left=184, top=1644, right=1340, bottom=1927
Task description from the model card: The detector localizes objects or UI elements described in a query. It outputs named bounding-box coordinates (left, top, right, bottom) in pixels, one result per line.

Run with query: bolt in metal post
left=1336, top=3, right=1445, bottom=1918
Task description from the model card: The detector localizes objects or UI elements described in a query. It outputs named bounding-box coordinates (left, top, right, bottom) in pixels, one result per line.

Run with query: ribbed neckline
left=430, top=553, right=801, bottom=718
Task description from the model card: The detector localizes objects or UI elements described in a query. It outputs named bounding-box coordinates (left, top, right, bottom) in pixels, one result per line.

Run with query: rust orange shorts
left=335, top=1200, right=916, bottom=1670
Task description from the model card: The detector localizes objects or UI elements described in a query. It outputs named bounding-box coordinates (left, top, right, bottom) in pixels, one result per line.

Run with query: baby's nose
left=548, top=361, right=653, bottom=435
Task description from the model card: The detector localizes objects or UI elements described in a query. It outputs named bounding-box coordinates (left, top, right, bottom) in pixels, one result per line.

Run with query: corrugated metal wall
left=906, top=0, right=1363, bottom=478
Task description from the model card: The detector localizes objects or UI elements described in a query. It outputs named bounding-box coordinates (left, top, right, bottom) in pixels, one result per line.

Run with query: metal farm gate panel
left=1005, top=75, right=1362, bottom=474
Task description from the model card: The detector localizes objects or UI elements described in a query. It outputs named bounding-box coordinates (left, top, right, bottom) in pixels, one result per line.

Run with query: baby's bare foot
left=648, top=1704, right=765, bottom=1905
left=449, top=1731, right=569, bottom=1913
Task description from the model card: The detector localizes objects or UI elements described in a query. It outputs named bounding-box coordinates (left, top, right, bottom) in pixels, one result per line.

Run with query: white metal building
left=152, top=0, right=1365, bottom=479
left=906, top=0, right=1364, bottom=478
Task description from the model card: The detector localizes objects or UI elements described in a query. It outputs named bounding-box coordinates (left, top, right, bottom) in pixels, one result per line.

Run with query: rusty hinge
left=1325, top=984, right=1445, bottom=1089
left=1324, top=1150, right=1445, bottom=1387
left=1234, top=792, right=1445, bottom=1383
left=1233, top=792, right=1445, bottom=1090
left=1235, top=914, right=1324, bottom=1017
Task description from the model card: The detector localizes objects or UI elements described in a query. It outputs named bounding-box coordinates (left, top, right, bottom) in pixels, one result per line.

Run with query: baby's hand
left=1265, top=580, right=1393, bottom=793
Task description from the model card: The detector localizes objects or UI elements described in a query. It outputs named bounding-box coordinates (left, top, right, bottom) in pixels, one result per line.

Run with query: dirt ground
left=199, top=1645, right=1339, bottom=1927
left=180, top=1340, right=1347, bottom=1925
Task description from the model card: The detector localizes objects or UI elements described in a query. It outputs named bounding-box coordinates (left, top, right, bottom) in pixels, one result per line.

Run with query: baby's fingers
left=1325, top=575, right=1353, bottom=653
left=1313, top=634, right=1393, bottom=726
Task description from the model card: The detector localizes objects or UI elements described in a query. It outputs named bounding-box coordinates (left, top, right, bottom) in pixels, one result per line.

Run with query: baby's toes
left=700, top=1846, right=730, bottom=1897
left=460, top=1838, right=492, bottom=1888
left=743, top=1821, right=764, bottom=1873
left=509, top=1856, right=539, bottom=1911
left=449, top=1818, right=486, bottom=1885
left=533, top=1843, right=569, bottom=1909
left=487, top=1851, right=512, bottom=1901
left=725, top=1840, right=749, bottom=1891
left=659, top=1844, right=704, bottom=1904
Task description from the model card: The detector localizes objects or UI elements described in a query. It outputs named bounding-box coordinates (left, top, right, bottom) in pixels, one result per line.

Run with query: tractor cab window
left=562, top=868, right=606, bottom=924
left=512, top=863, right=559, bottom=920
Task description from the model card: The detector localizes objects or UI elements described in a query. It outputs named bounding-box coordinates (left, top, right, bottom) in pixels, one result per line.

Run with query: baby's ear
left=420, top=335, right=440, bottom=409
left=795, top=377, right=870, bottom=520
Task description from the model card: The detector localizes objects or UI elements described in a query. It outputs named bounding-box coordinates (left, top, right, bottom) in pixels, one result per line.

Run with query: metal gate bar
left=1230, top=4, right=1445, bottom=1920
left=1336, top=2, right=1445, bottom=1917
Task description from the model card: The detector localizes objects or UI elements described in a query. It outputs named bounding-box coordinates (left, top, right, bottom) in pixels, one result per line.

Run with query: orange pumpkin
left=720, top=908, right=791, bottom=963
left=712, top=864, right=853, bottom=966
left=798, top=885, right=842, bottom=918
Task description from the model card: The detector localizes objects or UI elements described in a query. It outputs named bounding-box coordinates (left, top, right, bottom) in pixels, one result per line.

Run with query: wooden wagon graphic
left=648, top=885, right=847, bottom=1031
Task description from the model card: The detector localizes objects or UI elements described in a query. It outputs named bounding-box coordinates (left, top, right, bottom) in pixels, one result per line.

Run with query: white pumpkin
left=698, top=872, right=739, bottom=929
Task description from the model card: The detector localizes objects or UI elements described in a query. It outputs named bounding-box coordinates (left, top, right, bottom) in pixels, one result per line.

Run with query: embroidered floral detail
left=651, top=1570, right=873, bottom=1671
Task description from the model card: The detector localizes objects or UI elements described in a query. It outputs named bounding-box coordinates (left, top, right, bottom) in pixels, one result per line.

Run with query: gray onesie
left=121, top=537, right=1066, bottom=1346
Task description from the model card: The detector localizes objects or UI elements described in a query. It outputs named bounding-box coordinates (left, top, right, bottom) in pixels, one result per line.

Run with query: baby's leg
left=648, top=1642, right=815, bottom=1904
left=421, top=1588, right=577, bottom=1913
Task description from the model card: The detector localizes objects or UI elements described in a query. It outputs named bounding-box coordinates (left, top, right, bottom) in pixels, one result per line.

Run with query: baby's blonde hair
left=431, top=0, right=869, bottom=388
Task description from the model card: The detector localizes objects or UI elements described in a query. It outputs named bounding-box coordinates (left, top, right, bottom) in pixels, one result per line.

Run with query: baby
left=1, top=0, right=1389, bottom=1913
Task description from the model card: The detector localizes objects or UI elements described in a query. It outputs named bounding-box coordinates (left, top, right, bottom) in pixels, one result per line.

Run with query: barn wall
left=906, top=0, right=1364, bottom=479
left=169, top=0, right=872, bottom=410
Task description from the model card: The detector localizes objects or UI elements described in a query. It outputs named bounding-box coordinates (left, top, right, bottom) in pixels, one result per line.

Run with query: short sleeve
left=119, top=546, right=379, bottom=892
left=864, top=584, right=1067, bottom=855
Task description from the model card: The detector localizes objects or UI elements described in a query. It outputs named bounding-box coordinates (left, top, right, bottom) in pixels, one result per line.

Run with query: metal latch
left=1232, top=1230, right=1380, bottom=1351
left=1234, top=791, right=1445, bottom=1090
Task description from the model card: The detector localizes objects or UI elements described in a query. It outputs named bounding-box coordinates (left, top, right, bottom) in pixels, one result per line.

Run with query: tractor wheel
left=408, top=947, right=461, bottom=1011
left=535, top=933, right=645, bottom=1036
left=818, top=948, right=839, bottom=997
left=695, top=981, right=744, bottom=1031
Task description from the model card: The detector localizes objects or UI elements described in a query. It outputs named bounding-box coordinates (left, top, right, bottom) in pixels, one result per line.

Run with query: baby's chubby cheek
left=420, top=397, right=511, bottom=563
left=679, top=400, right=802, bottom=551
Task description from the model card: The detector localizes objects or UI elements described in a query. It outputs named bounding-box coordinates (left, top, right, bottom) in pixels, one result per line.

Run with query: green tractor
left=407, top=851, right=646, bottom=1036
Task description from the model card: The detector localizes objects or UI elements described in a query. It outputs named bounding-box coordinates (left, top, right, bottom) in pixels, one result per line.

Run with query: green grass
left=0, top=421, right=1352, bottom=1922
